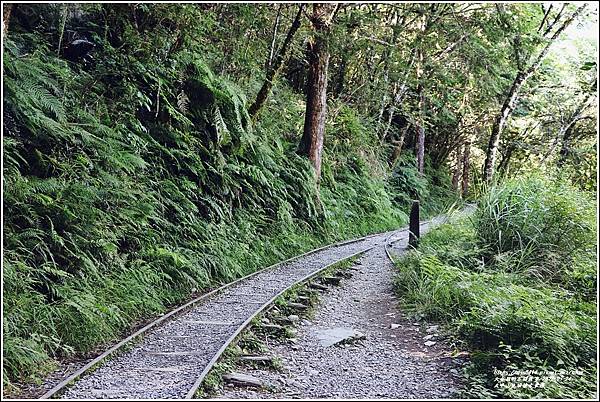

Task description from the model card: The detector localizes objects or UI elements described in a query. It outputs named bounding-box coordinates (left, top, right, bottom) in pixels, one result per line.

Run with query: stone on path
left=288, top=302, right=308, bottom=310
left=223, top=373, right=263, bottom=388
left=309, top=283, right=328, bottom=291
left=321, top=276, right=342, bottom=286
left=424, top=341, right=437, bottom=347
left=314, top=327, right=366, bottom=347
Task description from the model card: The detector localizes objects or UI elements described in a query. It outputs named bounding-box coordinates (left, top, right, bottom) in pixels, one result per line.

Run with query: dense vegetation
left=1, top=2, right=597, bottom=396
left=395, top=176, right=597, bottom=398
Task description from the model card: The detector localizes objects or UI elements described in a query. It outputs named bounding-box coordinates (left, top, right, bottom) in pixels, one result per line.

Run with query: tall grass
left=394, top=176, right=597, bottom=398
left=475, top=174, right=596, bottom=284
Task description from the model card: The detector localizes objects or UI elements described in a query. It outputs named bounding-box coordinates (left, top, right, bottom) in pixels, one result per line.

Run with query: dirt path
left=50, top=230, right=393, bottom=399
left=214, top=223, right=465, bottom=399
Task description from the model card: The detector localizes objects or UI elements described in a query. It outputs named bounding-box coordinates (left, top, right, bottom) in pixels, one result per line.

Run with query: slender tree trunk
left=483, top=4, right=586, bottom=183
left=248, top=5, right=304, bottom=119
left=389, top=126, right=408, bottom=168
left=497, top=145, right=514, bottom=176
left=415, top=84, right=425, bottom=175
left=483, top=72, right=527, bottom=182
left=452, top=144, right=462, bottom=192
left=3, top=3, right=12, bottom=36
left=381, top=50, right=416, bottom=143
left=415, top=12, right=426, bottom=175
left=376, top=26, right=399, bottom=131
left=543, top=93, right=593, bottom=163
left=461, top=139, right=471, bottom=197
left=557, top=122, right=579, bottom=167
left=298, top=4, right=335, bottom=181
left=265, top=5, right=282, bottom=71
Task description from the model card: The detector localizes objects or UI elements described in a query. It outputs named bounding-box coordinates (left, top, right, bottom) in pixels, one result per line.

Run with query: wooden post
left=409, top=200, right=420, bottom=247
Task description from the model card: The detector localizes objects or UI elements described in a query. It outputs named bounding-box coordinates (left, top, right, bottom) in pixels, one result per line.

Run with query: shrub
left=475, top=175, right=596, bottom=284
left=395, top=177, right=598, bottom=398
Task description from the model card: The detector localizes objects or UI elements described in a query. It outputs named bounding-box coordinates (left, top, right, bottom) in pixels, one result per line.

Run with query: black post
left=409, top=200, right=420, bottom=247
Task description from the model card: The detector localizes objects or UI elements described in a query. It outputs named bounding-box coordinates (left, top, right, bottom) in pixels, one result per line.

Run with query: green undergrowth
left=394, top=175, right=597, bottom=399
left=0, top=23, right=458, bottom=387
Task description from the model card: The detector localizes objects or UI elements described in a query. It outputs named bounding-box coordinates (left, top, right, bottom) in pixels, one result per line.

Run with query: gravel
left=214, top=221, right=465, bottom=399
left=60, top=229, right=397, bottom=399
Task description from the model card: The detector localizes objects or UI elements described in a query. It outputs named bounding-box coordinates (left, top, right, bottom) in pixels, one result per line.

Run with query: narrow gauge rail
left=41, top=220, right=436, bottom=399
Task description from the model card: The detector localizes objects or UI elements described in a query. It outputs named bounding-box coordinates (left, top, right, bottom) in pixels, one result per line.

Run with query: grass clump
left=394, top=175, right=597, bottom=398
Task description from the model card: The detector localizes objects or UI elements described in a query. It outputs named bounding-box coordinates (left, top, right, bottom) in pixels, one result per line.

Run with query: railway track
left=41, top=219, right=440, bottom=400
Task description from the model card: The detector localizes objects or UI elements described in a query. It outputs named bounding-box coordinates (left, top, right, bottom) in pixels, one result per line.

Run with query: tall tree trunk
left=543, top=92, right=593, bottom=163
left=265, top=5, right=282, bottom=71
left=451, top=144, right=462, bottom=192
left=483, top=4, right=587, bottom=183
left=298, top=4, right=336, bottom=181
left=497, top=144, right=514, bottom=176
left=248, top=5, right=304, bottom=119
left=557, top=121, right=579, bottom=167
left=415, top=84, right=425, bottom=174
left=415, top=12, right=426, bottom=175
left=483, top=72, right=527, bottom=182
left=3, top=3, right=12, bottom=35
left=389, top=126, right=408, bottom=168
left=461, top=139, right=471, bottom=198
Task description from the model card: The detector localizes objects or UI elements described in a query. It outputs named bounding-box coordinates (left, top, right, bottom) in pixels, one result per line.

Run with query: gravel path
left=59, top=229, right=401, bottom=399
left=215, top=219, right=465, bottom=399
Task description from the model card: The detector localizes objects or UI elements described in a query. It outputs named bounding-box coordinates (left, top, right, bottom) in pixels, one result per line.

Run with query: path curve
left=44, top=218, right=444, bottom=399
left=45, top=226, right=412, bottom=399
left=215, top=217, right=463, bottom=399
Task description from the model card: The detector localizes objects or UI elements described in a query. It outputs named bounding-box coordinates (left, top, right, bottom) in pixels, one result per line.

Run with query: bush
left=394, top=176, right=598, bottom=398
left=475, top=175, right=596, bottom=284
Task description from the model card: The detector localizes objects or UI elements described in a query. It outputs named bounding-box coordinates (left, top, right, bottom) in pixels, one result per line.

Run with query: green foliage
left=388, top=154, right=460, bottom=217
left=395, top=178, right=597, bottom=398
left=1, top=11, right=415, bottom=386
left=475, top=175, right=596, bottom=285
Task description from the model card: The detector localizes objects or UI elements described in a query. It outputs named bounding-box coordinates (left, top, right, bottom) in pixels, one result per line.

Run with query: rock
left=450, top=368, right=459, bottom=375
left=321, top=276, right=342, bottom=286
left=260, top=323, right=284, bottom=332
left=272, top=316, right=293, bottom=325
left=288, top=314, right=300, bottom=323
left=288, top=302, right=308, bottom=310
left=426, top=325, right=439, bottom=333
left=309, top=282, right=328, bottom=291
left=296, top=296, right=311, bottom=303
left=223, top=373, right=263, bottom=388
left=390, top=324, right=401, bottom=329
left=423, top=334, right=435, bottom=341
left=314, top=327, right=366, bottom=347
left=413, top=323, right=420, bottom=326
left=335, top=270, right=353, bottom=279
left=424, top=341, right=437, bottom=347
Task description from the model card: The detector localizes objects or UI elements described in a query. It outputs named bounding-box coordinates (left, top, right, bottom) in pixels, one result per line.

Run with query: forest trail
left=39, top=218, right=447, bottom=399
left=215, top=215, right=464, bottom=399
